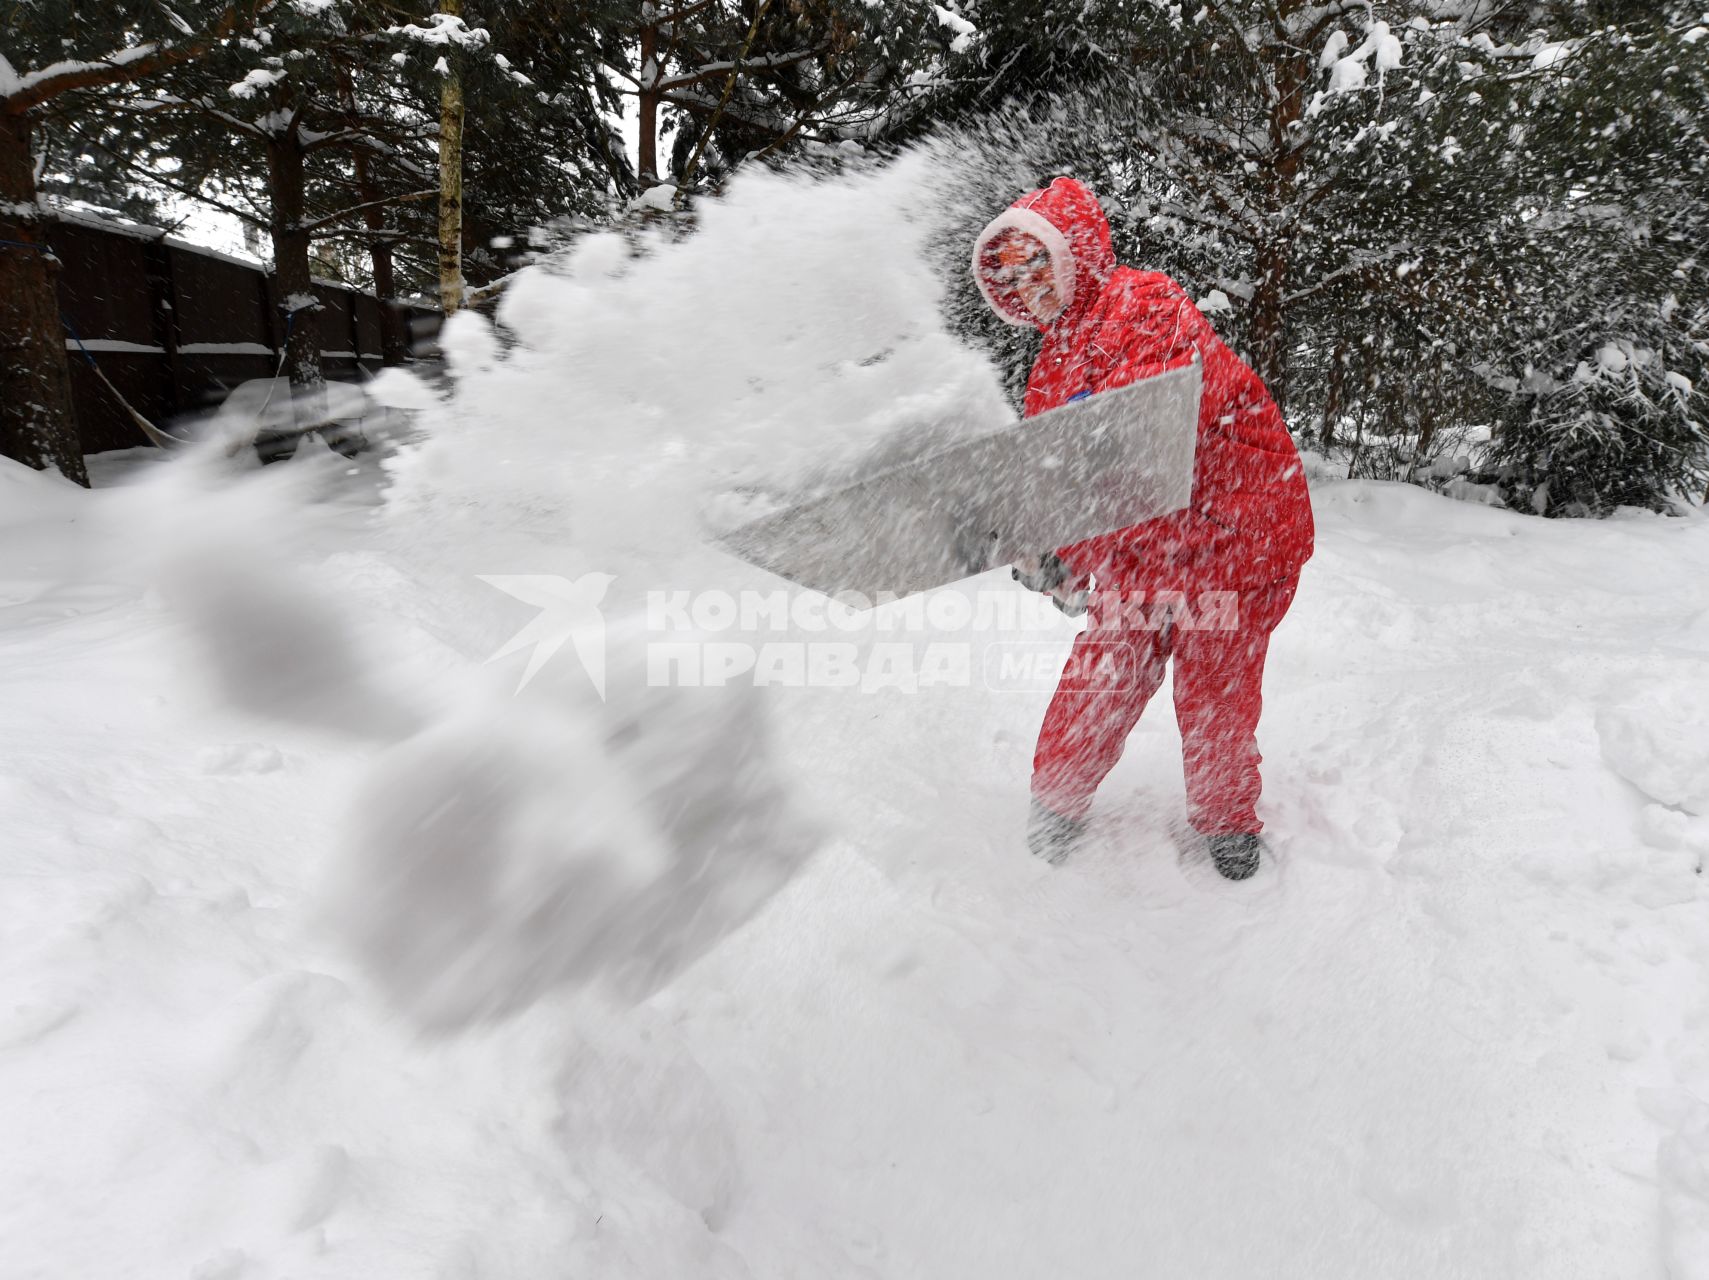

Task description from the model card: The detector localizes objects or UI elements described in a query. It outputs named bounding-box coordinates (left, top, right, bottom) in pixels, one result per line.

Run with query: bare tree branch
left=1, top=2, right=253, bottom=115
left=297, top=187, right=436, bottom=234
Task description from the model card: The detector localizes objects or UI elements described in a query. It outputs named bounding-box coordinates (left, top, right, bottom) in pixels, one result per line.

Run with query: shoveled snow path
left=4, top=459, right=1709, bottom=1278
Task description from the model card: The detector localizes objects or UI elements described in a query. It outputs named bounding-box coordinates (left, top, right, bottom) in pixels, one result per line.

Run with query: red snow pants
left=1031, top=575, right=1299, bottom=835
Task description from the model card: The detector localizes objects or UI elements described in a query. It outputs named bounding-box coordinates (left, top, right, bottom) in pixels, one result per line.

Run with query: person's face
left=992, top=234, right=1064, bottom=322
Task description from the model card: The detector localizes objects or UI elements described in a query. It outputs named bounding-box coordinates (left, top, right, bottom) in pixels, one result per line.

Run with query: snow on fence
left=48, top=211, right=440, bottom=454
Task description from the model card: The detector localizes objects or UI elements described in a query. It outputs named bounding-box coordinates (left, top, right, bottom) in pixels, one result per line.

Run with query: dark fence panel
left=52, top=219, right=175, bottom=454
left=168, top=236, right=278, bottom=418
left=46, top=212, right=439, bottom=455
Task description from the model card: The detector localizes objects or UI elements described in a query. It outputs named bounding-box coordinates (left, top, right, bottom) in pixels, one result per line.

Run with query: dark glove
left=1011, top=552, right=1071, bottom=594
left=1013, top=553, right=1091, bottom=617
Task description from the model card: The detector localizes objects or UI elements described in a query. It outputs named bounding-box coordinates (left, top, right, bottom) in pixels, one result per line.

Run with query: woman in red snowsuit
left=972, top=177, right=1314, bottom=879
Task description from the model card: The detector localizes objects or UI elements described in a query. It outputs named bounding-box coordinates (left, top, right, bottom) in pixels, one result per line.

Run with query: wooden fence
left=48, top=211, right=439, bottom=455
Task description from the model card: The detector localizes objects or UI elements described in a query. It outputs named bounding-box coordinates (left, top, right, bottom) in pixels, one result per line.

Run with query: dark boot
left=1205, top=832, right=1263, bottom=881
left=1027, top=799, right=1086, bottom=865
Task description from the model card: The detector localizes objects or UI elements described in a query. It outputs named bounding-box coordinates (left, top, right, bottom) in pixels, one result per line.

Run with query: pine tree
left=389, top=2, right=635, bottom=296
left=1475, top=8, right=1709, bottom=513
left=95, top=3, right=451, bottom=399
left=604, top=0, right=968, bottom=198
left=1, top=0, right=256, bottom=484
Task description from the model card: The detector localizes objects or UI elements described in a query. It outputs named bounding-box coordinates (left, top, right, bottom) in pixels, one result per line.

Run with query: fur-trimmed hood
left=971, top=177, right=1117, bottom=328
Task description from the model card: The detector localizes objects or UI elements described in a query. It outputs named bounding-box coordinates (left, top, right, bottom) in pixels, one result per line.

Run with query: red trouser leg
left=1030, top=616, right=1171, bottom=822
left=1029, top=576, right=1299, bottom=830
left=1169, top=576, right=1299, bottom=836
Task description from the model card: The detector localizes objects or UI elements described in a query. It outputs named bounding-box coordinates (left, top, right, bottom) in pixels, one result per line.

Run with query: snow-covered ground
left=5, top=154, right=1709, bottom=1279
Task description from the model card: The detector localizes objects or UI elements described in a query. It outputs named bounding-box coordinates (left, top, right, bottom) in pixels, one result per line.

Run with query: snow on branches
left=1309, top=20, right=1405, bottom=114
left=385, top=13, right=492, bottom=52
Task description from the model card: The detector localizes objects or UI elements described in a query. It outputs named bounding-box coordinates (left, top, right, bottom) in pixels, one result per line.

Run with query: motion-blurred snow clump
left=325, top=630, right=817, bottom=1030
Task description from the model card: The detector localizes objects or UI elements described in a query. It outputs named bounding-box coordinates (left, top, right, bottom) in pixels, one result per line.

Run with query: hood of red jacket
left=972, top=177, right=1117, bottom=330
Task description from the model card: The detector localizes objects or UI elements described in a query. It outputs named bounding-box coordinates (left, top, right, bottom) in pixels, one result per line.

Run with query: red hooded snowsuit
left=973, top=178, right=1314, bottom=835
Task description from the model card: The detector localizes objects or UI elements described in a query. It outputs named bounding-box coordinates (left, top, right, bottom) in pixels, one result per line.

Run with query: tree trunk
left=1412, top=399, right=1438, bottom=474
left=638, top=15, right=660, bottom=186
left=265, top=128, right=324, bottom=452
left=438, top=0, right=465, bottom=316
left=1250, top=35, right=1311, bottom=413
left=0, top=111, right=89, bottom=486
left=339, top=61, right=408, bottom=366
left=354, top=150, right=407, bottom=364
left=1320, top=335, right=1349, bottom=450
left=1249, top=236, right=1291, bottom=407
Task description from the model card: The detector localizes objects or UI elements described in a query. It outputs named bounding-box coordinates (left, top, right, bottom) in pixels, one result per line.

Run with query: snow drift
left=7, top=140, right=1709, bottom=1279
